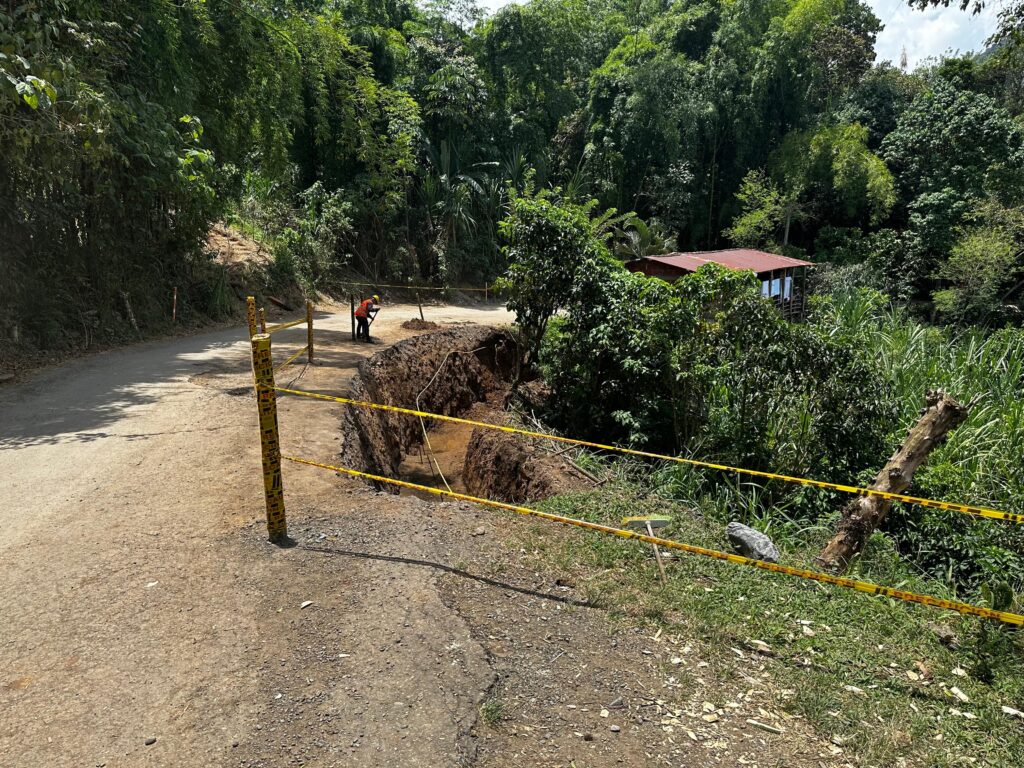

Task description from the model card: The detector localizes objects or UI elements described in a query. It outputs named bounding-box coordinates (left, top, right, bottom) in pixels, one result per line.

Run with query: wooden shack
left=625, top=248, right=813, bottom=320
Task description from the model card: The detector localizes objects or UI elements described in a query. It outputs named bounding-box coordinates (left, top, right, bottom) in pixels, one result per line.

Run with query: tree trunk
left=816, top=390, right=970, bottom=573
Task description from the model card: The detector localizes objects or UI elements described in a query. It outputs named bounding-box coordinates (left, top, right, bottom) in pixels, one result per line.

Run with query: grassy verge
left=511, top=484, right=1024, bottom=767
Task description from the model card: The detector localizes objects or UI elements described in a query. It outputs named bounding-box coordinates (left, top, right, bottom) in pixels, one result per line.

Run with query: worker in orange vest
left=354, top=294, right=380, bottom=342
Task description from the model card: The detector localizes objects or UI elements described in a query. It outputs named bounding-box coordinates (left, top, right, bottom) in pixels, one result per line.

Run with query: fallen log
left=267, top=295, right=294, bottom=312
left=816, top=390, right=970, bottom=573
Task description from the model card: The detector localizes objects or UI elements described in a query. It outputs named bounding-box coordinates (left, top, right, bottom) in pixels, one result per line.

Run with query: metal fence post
left=251, top=333, right=288, bottom=544
left=246, top=296, right=257, bottom=338
left=258, top=307, right=267, bottom=334
left=306, top=300, right=314, bottom=364
left=350, top=294, right=356, bottom=341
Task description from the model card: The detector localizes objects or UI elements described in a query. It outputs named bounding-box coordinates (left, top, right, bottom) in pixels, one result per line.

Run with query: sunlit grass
left=515, top=487, right=1024, bottom=768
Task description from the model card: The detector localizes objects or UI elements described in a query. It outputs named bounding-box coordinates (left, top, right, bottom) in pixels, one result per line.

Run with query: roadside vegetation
left=5, top=0, right=1024, bottom=760
left=5, top=1, right=1024, bottom=346
left=500, top=182, right=1024, bottom=593
left=514, top=485, right=1024, bottom=767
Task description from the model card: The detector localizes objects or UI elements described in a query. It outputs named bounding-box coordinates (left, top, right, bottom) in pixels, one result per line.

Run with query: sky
left=474, top=0, right=1005, bottom=71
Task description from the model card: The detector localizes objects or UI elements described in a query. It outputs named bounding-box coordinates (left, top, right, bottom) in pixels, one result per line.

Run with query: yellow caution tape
left=266, top=317, right=308, bottom=333
left=280, top=454, right=1024, bottom=627
left=271, top=387, right=1024, bottom=526
left=342, top=280, right=495, bottom=293
left=276, top=345, right=308, bottom=371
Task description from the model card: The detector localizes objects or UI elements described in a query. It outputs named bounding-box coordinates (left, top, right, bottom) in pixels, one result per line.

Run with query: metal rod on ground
left=647, top=521, right=668, bottom=586
left=246, top=296, right=257, bottom=338
left=251, top=333, right=288, bottom=544
left=258, top=307, right=267, bottom=334
left=622, top=516, right=672, bottom=587
left=417, top=292, right=424, bottom=322
left=306, top=299, right=314, bottom=364
left=172, top=286, right=177, bottom=324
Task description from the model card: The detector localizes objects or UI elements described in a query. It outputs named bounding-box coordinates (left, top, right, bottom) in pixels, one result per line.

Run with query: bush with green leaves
left=498, top=184, right=625, bottom=369
left=550, top=266, right=894, bottom=483
left=932, top=200, right=1024, bottom=326
left=272, top=183, right=354, bottom=293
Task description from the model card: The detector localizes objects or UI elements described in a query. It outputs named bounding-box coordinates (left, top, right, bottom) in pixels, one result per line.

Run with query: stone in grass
left=726, top=522, right=780, bottom=563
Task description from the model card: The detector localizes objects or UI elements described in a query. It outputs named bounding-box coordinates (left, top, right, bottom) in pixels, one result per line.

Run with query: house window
left=761, top=275, right=793, bottom=299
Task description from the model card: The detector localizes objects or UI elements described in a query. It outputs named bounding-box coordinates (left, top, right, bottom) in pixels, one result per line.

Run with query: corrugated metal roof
left=637, top=249, right=813, bottom=275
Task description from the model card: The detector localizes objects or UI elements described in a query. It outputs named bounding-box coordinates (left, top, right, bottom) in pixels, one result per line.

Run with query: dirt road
left=0, top=302, right=839, bottom=768
left=0, top=304, right=503, bottom=767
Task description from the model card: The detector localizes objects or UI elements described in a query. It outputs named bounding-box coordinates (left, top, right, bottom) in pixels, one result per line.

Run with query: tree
left=933, top=201, right=1024, bottom=325
left=612, top=216, right=676, bottom=260
left=883, top=79, right=1024, bottom=205
left=498, top=185, right=617, bottom=371
left=723, top=170, right=792, bottom=248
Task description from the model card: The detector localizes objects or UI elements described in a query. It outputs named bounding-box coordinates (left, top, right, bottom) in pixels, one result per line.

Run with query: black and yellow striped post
left=246, top=296, right=258, bottom=338
left=258, top=307, right=267, bottom=334
left=305, top=300, right=314, bottom=364
left=251, top=333, right=288, bottom=544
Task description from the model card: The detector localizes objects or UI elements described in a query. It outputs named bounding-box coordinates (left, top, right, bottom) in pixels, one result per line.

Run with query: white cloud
left=869, top=0, right=1002, bottom=70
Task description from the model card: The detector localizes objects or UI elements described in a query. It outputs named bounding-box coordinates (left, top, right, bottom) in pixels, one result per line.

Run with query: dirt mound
left=339, top=326, right=517, bottom=487
left=463, top=428, right=590, bottom=503
left=206, top=223, right=270, bottom=268
left=401, top=318, right=440, bottom=331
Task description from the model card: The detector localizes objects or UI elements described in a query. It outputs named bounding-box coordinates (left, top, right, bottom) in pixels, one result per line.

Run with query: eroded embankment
left=339, top=326, right=589, bottom=501
left=338, top=326, right=517, bottom=484
left=462, top=428, right=588, bottom=503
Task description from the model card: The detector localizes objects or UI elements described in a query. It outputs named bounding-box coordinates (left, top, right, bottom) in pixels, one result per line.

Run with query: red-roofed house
left=625, top=249, right=814, bottom=320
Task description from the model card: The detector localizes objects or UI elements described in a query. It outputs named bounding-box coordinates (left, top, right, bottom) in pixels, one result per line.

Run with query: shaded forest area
left=4, top=0, right=1024, bottom=344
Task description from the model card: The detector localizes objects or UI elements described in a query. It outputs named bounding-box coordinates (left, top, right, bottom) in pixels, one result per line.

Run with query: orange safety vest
left=355, top=298, right=376, bottom=318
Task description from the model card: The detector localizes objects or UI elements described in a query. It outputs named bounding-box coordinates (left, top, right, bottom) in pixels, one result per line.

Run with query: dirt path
left=0, top=303, right=504, bottom=767
left=0, top=302, right=841, bottom=768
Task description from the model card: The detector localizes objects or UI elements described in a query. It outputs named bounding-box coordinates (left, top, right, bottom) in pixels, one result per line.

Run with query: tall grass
left=651, top=289, right=1024, bottom=592
left=819, top=292, right=1024, bottom=589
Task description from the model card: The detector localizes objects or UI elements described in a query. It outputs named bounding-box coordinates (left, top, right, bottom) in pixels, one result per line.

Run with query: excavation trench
left=338, top=326, right=588, bottom=502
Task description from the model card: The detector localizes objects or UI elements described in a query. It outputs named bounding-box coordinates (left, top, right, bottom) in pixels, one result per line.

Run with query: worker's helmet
left=372, top=294, right=380, bottom=302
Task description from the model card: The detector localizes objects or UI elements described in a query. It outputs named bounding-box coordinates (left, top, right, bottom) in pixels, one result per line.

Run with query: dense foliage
left=501, top=187, right=1024, bottom=590
left=4, top=0, right=1024, bottom=589
left=6, top=0, right=1024, bottom=346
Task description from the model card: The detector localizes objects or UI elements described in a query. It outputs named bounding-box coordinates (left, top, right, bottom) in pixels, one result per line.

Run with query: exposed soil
left=338, top=326, right=517, bottom=483
left=401, top=318, right=441, bottom=331
left=1, top=303, right=845, bottom=768
left=463, top=427, right=589, bottom=503
left=207, top=222, right=271, bottom=269
left=342, top=327, right=588, bottom=506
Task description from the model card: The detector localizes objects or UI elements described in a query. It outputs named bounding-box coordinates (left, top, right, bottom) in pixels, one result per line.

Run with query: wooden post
left=246, top=296, right=257, bottom=338
left=350, top=294, right=356, bottom=341
left=122, top=291, right=143, bottom=341
left=258, top=307, right=267, bottom=334
left=816, top=390, right=970, bottom=573
left=646, top=520, right=667, bottom=587
left=306, top=299, right=314, bottom=364
left=251, top=333, right=288, bottom=544
left=172, top=286, right=177, bottom=324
